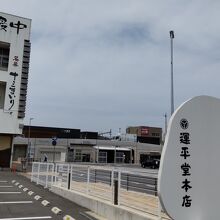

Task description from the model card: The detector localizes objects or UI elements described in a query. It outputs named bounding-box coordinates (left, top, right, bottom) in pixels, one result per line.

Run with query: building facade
left=126, top=126, right=162, bottom=145
left=13, top=125, right=162, bottom=165
left=0, top=12, right=31, bottom=167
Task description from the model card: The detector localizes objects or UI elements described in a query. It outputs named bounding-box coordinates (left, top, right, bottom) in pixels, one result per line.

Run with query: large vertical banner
left=158, top=96, right=220, bottom=220
left=0, top=12, right=31, bottom=167
left=0, top=12, right=31, bottom=135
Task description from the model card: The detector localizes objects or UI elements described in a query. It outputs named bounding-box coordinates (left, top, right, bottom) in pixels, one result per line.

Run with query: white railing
left=55, top=163, right=70, bottom=189
left=31, top=162, right=54, bottom=188
left=31, top=162, right=167, bottom=219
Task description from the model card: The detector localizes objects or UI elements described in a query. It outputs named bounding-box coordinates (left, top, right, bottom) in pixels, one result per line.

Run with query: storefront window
left=0, top=42, right=10, bottom=71
left=0, top=81, right=6, bottom=109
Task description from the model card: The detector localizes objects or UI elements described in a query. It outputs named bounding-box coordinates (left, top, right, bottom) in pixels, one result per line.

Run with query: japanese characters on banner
left=13, top=56, right=19, bottom=67
left=158, top=96, right=220, bottom=220
left=8, top=55, right=20, bottom=111
left=8, top=72, right=18, bottom=110
left=0, top=15, right=27, bottom=34
left=0, top=16, right=7, bottom=31
left=0, top=12, right=30, bottom=113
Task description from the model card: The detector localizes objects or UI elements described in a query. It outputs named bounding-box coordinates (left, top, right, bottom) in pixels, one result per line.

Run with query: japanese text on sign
left=8, top=72, right=18, bottom=110
left=180, top=119, right=192, bottom=208
left=13, top=56, right=19, bottom=67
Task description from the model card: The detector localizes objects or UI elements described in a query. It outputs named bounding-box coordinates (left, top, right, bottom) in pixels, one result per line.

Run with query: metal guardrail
left=31, top=162, right=166, bottom=219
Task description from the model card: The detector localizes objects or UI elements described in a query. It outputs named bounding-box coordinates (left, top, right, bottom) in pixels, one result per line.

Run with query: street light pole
left=163, top=113, right=168, bottom=142
left=27, top=117, right=34, bottom=162
left=170, top=30, right=175, bottom=116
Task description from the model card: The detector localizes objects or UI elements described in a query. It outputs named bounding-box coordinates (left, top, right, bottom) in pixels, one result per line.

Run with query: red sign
left=141, top=127, right=149, bottom=135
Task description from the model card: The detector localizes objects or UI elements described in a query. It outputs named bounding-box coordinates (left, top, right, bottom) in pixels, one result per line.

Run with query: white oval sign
left=158, top=95, right=220, bottom=220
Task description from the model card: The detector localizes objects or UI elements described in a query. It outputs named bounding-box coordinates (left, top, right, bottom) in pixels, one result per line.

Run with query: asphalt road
left=69, top=165, right=159, bottom=195
left=0, top=171, right=103, bottom=220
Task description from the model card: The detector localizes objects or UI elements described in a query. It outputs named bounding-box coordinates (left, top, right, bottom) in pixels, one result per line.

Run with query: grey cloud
left=1, top=0, right=220, bottom=133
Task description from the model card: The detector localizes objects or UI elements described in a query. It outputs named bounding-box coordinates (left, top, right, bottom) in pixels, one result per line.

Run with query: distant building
left=0, top=12, right=31, bottom=167
left=126, top=126, right=162, bottom=145
left=13, top=125, right=162, bottom=165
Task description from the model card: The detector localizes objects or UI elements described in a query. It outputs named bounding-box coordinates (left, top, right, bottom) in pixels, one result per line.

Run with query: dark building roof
left=23, top=125, right=99, bottom=140
left=80, top=131, right=98, bottom=139
left=137, top=136, right=161, bottom=145
left=23, top=126, right=80, bottom=139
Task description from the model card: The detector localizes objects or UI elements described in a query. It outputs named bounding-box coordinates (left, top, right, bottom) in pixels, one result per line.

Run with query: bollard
left=11, top=165, right=16, bottom=173
left=114, top=180, right=118, bottom=205
left=126, top=174, right=129, bottom=191
left=155, top=178, right=158, bottom=196
left=109, top=171, right=111, bottom=186
left=68, top=172, right=71, bottom=190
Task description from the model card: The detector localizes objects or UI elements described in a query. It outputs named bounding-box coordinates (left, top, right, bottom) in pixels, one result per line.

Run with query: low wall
left=51, top=185, right=158, bottom=220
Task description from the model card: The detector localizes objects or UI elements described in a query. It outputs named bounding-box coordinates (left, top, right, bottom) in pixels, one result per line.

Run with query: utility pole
left=27, top=117, right=34, bottom=162
left=99, top=129, right=112, bottom=139
left=165, top=113, right=168, bottom=135
left=170, top=30, right=175, bottom=115
left=164, top=113, right=168, bottom=142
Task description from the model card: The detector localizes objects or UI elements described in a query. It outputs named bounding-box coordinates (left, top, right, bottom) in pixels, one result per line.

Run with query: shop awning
left=93, top=146, right=131, bottom=151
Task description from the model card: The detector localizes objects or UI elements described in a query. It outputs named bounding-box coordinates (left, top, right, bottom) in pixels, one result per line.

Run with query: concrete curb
left=51, top=185, right=156, bottom=220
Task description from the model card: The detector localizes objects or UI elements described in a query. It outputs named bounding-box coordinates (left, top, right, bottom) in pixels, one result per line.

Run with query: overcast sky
left=2, top=0, right=220, bottom=134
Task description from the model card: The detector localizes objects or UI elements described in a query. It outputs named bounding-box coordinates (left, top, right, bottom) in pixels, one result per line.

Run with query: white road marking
left=0, top=216, right=52, bottom=220
left=41, top=200, right=50, bottom=206
left=0, top=186, right=13, bottom=188
left=0, top=201, right=33, bottom=204
left=63, top=215, right=75, bottom=220
left=0, top=181, right=7, bottom=183
left=0, top=192, right=21, bottom=194
left=34, top=195, right=42, bottom=200
left=28, top=191, right=34, bottom=196
left=51, top=207, right=62, bottom=215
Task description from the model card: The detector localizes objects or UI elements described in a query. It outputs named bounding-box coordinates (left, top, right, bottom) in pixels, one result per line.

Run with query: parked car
left=141, top=159, right=160, bottom=169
